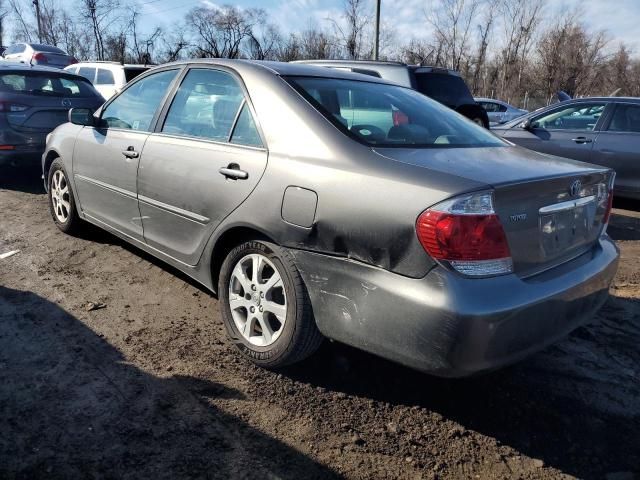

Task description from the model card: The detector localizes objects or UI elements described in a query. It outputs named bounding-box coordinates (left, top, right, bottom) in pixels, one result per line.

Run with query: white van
left=64, top=61, right=151, bottom=100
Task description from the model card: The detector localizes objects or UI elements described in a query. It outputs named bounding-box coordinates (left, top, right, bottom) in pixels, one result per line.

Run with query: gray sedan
left=493, top=97, right=640, bottom=200
left=42, top=60, right=618, bottom=377
left=475, top=97, right=528, bottom=125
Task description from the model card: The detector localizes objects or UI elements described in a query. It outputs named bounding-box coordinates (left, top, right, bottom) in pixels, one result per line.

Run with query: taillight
left=32, top=52, right=47, bottom=62
left=601, top=173, right=616, bottom=229
left=0, top=102, right=29, bottom=112
left=416, top=191, right=513, bottom=276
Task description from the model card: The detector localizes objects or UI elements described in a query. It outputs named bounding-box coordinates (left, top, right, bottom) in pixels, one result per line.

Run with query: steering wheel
left=350, top=124, right=386, bottom=142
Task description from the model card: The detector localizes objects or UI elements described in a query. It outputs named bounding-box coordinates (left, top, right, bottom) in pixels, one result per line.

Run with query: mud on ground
left=1, top=169, right=639, bottom=479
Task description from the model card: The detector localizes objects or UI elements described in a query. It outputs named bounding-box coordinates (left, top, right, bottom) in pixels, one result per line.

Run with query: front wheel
left=48, top=159, right=82, bottom=234
left=218, top=240, right=323, bottom=368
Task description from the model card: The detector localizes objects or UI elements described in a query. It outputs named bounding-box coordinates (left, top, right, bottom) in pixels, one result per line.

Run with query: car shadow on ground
left=283, top=295, right=640, bottom=480
left=0, top=286, right=340, bottom=479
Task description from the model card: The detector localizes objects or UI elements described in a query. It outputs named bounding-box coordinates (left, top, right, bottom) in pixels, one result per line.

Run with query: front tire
left=48, top=159, right=82, bottom=234
left=218, top=240, right=323, bottom=368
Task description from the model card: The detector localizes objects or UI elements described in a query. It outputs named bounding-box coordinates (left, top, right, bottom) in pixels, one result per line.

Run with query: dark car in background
left=0, top=63, right=104, bottom=167
left=493, top=97, right=640, bottom=200
left=293, top=60, right=490, bottom=128
left=2, top=43, right=77, bottom=69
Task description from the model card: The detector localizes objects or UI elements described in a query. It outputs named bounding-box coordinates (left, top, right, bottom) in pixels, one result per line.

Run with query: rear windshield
left=32, top=44, right=66, bottom=54
left=286, top=76, right=504, bottom=148
left=0, top=72, right=98, bottom=97
left=413, top=72, right=475, bottom=108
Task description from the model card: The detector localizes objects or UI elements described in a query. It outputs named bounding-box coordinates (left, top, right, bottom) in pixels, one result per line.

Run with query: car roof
left=561, top=96, right=640, bottom=103
left=293, top=60, right=462, bottom=76
left=158, top=59, right=397, bottom=85
left=69, top=61, right=153, bottom=68
left=0, top=62, right=70, bottom=74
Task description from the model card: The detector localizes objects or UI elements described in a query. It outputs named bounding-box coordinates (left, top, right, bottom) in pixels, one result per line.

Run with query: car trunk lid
left=373, top=146, right=613, bottom=276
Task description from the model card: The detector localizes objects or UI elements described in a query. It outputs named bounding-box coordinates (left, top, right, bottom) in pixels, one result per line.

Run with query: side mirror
left=68, top=108, right=95, bottom=127
left=519, top=118, right=533, bottom=130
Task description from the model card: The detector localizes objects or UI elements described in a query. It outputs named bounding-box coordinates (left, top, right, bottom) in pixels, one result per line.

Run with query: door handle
left=122, top=148, right=139, bottom=159
left=219, top=163, right=248, bottom=180
left=572, top=137, right=593, bottom=144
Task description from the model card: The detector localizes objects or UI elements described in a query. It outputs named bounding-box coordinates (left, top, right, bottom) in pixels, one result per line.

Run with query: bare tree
left=187, top=5, right=261, bottom=58
left=80, top=0, right=121, bottom=60
left=425, top=0, right=479, bottom=70
left=331, top=0, right=370, bottom=59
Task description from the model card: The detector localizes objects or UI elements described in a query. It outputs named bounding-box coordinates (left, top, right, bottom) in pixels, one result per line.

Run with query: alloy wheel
left=51, top=170, right=71, bottom=223
left=228, top=253, right=287, bottom=347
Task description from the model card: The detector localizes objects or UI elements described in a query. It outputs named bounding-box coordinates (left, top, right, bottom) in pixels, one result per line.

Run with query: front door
left=503, top=102, right=609, bottom=162
left=73, top=68, right=180, bottom=240
left=137, top=67, right=268, bottom=265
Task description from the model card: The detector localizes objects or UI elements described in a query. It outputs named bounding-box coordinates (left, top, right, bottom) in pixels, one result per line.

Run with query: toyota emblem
left=570, top=179, right=582, bottom=197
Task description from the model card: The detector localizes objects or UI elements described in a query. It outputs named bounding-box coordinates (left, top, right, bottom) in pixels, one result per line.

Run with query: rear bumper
left=292, top=236, right=619, bottom=377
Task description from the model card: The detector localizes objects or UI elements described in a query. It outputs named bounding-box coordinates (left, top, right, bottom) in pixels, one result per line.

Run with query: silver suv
left=294, top=60, right=489, bottom=128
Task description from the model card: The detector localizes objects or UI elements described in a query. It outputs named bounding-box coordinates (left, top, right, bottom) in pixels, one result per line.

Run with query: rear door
left=590, top=102, right=640, bottom=197
left=502, top=101, right=610, bottom=162
left=137, top=67, right=267, bottom=265
left=72, top=68, right=180, bottom=241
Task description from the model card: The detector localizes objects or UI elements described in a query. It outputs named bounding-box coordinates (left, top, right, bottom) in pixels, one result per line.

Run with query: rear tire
left=218, top=240, right=323, bottom=368
left=48, top=158, right=82, bottom=234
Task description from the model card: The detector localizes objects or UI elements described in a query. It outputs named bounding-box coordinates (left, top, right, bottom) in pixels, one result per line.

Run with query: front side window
left=0, top=72, right=97, bottom=97
left=162, top=68, right=244, bottom=142
left=96, top=69, right=115, bottom=85
left=607, top=104, right=640, bottom=133
left=532, top=103, right=606, bottom=131
left=101, top=69, right=178, bottom=131
left=286, top=76, right=504, bottom=148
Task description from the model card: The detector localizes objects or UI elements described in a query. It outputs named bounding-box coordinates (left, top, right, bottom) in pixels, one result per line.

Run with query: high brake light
left=416, top=191, right=513, bottom=276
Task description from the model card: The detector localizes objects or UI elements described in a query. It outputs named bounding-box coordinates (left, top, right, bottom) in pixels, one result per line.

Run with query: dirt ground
left=1, top=169, right=639, bottom=480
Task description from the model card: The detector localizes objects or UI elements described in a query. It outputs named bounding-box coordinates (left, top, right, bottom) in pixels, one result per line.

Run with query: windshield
left=0, top=72, right=98, bottom=97
left=413, top=72, right=474, bottom=108
left=286, top=76, right=504, bottom=148
left=32, top=44, right=66, bottom=54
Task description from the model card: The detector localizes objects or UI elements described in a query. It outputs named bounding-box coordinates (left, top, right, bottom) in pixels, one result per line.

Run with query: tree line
left=5, top=0, right=640, bottom=109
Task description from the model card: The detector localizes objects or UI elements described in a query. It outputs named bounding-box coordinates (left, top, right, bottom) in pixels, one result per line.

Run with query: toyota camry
left=42, top=60, right=619, bottom=376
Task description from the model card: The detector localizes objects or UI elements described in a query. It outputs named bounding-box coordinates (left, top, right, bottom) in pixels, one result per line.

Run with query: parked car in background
left=2, top=43, right=77, bottom=69
left=42, top=60, right=618, bottom=377
left=294, top=60, right=490, bottom=128
left=475, top=97, right=528, bottom=126
left=493, top=97, right=640, bottom=200
left=0, top=63, right=104, bottom=167
left=65, top=62, right=151, bottom=100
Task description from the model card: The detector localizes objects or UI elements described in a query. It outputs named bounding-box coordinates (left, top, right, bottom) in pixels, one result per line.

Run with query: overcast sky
left=105, top=0, right=640, bottom=54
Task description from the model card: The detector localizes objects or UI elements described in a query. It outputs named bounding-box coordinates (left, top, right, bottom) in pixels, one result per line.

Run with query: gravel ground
left=1, top=169, right=639, bottom=480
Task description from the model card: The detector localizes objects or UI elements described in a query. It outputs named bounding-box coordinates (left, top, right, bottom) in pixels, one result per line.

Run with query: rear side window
left=162, top=68, right=244, bottom=142
left=78, top=67, right=96, bottom=83
left=414, top=72, right=474, bottom=108
left=0, top=72, right=99, bottom=97
left=607, top=104, right=640, bottom=133
left=287, top=76, right=504, bottom=148
left=96, top=69, right=115, bottom=85
left=230, top=103, right=262, bottom=147
left=32, top=44, right=66, bottom=54
left=481, top=102, right=506, bottom=113
left=101, top=69, right=178, bottom=131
